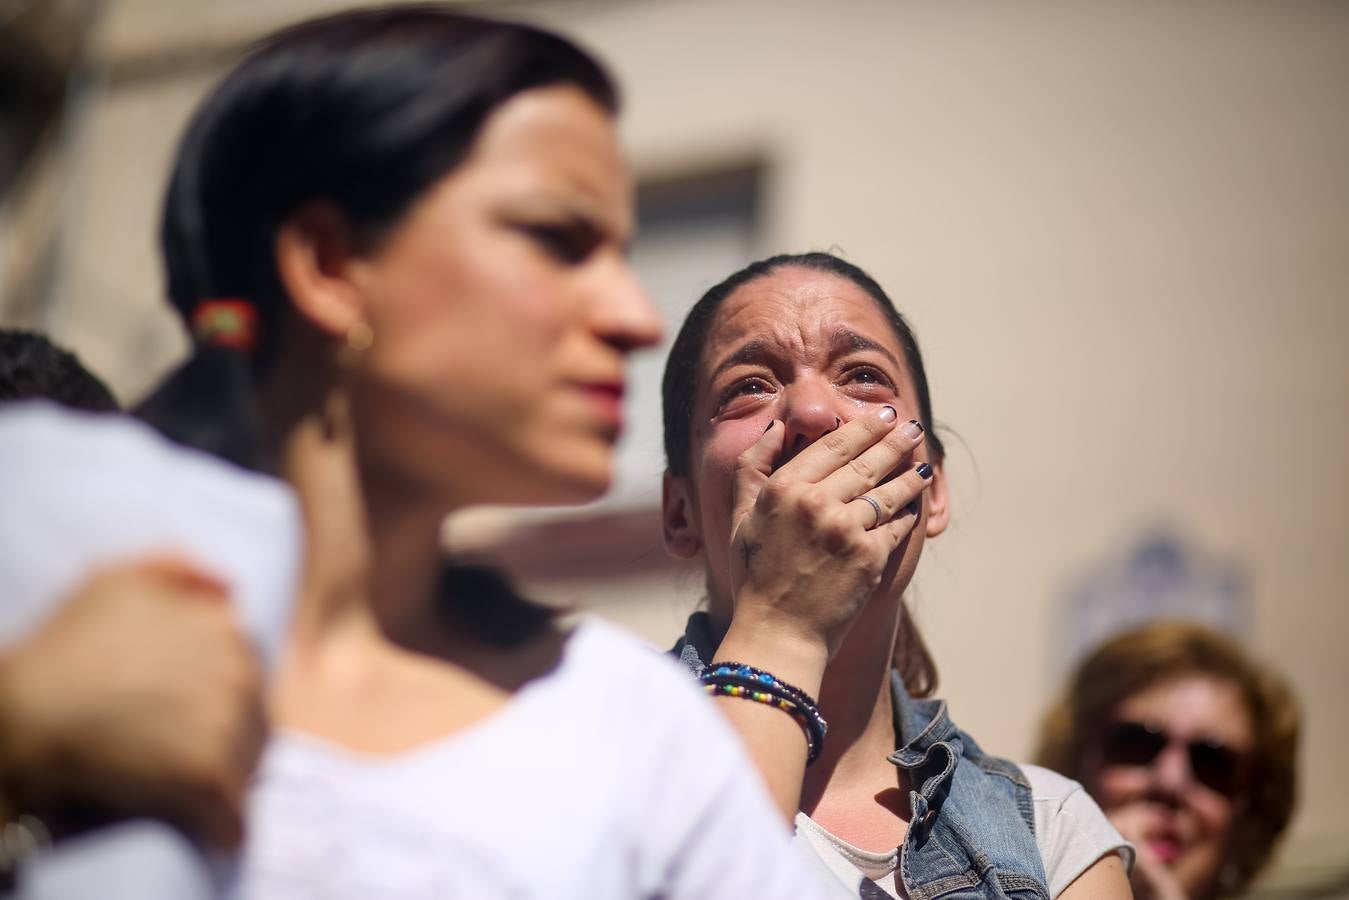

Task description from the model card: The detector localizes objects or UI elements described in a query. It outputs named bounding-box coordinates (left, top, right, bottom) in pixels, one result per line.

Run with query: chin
left=524, top=474, right=611, bottom=507
left=474, top=430, right=615, bottom=507
left=519, top=453, right=614, bottom=507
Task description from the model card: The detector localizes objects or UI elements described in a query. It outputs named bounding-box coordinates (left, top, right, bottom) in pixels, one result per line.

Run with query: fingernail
left=833, top=417, right=842, bottom=431
left=764, top=420, right=776, bottom=433
left=916, top=462, right=933, bottom=480
left=906, top=499, right=922, bottom=517
left=879, top=406, right=897, bottom=423
left=901, top=419, right=923, bottom=439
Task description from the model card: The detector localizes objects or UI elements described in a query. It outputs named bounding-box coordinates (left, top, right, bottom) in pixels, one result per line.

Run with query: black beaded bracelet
left=700, top=662, right=828, bottom=765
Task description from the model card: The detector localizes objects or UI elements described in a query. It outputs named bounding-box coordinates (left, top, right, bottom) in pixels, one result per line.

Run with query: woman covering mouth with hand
left=663, top=252, right=1136, bottom=900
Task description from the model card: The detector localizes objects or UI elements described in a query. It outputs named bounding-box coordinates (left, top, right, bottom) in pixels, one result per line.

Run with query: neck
left=261, top=368, right=448, bottom=657
left=800, top=591, right=905, bottom=812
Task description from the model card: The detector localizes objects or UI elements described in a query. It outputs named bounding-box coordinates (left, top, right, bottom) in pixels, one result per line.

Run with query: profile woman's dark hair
left=661, top=251, right=943, bottom=696
left=138, top=5, right=617, bottom=467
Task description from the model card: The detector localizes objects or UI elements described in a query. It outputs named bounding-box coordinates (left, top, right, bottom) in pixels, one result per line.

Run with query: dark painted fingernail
left=764, top=420, right=776, bottom=433
left=879, top=406, right=897, bottom=423
left=916, top=462, right=933, bottom=480
left=906, top=499, right=922, bottom=517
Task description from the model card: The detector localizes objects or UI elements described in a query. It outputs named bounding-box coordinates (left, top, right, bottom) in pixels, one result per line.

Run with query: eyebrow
left=503, top=195, right=632, bottom=252
left=829, top=327, right=904, bottom=371
left=707, top=338, right=776, bottom=385
left=706, top=328, right=903, bottom=385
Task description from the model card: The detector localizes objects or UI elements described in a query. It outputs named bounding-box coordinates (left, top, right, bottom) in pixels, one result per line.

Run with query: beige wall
left=22, top=0, right=1349, bottom=888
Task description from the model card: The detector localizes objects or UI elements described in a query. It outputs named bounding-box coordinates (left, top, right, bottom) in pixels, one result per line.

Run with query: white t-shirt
left=0, top=402, right=303, bottom=900
left=795, top=764, right=1133, bottom=899
left=0, top=402, right=302, bottom=667
left=231, top=618, right=820, bottom=900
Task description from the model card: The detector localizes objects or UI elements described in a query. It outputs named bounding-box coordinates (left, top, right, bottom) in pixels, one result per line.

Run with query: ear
left=662, top=470, right=702, bottom=559
left=924, top=459, right=950, bottom=538
left=274, top=202, right=367, bottom=340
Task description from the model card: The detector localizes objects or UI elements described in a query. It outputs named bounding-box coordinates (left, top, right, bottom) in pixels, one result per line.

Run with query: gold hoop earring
left=337, top=321, right=374, bottom=369
left=346, top=321, right=374, bottom=354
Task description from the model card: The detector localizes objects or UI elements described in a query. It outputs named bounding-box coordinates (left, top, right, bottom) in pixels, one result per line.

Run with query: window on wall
left=610, top=162, right=765, bottom=510
left=446, top=161, right=765, bottom=575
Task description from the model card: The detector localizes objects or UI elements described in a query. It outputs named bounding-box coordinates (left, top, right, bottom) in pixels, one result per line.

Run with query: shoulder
left=1021, top=763, right=1088, bottom=805
left=1019, top=764, right=1135, bottom=898
left=550, top=620, right=809, bottom=896
left=565, top=617, right=720, bottom=712
left=0, top=401, right=293, bottom=512
left=557, top=618, right=773, bottom=774
left=1020, top=762, right=1122, bottom=843
left=0, top=402, right=301, bottom=663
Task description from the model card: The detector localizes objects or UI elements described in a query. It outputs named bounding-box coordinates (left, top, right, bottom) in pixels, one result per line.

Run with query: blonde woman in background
left=1037, top=621, right=1300, bottom=900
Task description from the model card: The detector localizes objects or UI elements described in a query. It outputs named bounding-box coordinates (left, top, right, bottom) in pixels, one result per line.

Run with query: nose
left=780, top=376, right=849, bottom=457
left=591, top=257, right=664, bottom=353
left=1152, top=741, right=1196, bottom=794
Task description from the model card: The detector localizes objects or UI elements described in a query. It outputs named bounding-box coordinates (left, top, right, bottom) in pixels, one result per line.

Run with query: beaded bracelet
left=706, top=662, right=814, bottom=707
left=700, top=662, right=828, bottom=765
left=702, top=671, right=828, bottom=763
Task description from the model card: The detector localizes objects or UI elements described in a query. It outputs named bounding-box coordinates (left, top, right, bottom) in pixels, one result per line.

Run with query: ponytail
left=893, top=600, right=938, bottom=698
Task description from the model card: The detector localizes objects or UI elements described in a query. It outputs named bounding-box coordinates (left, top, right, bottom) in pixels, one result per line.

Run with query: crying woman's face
left=662, top=265, right=944, bottom=616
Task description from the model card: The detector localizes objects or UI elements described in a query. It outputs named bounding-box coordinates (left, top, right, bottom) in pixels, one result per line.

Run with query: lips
left=1144, top=823, right=1185, bottom=865
left=577, top=381, right=625, bottom=431
left=1147, top=836, right=1181, bottom=865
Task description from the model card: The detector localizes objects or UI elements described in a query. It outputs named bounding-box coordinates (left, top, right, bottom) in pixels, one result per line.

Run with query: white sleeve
left=0, top=402, right=302, bottom=669
left=1022, top=764, right=1136, bottom=899
left=19, top=821, right=220, bottom=900
left=610, top=634, right=824, bottom=900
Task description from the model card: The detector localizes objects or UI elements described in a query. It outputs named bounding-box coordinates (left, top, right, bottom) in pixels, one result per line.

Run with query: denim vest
left=673, top=612, right=1050, bottom=900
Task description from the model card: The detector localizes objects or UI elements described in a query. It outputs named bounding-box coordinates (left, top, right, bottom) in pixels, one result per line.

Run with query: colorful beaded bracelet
left=701, top=671, right=828, bottom=758
left=702, top=681, right=817, bottom=752
left=706, top=662, right=814, bottom=707
left=700, top=662, right=828, bottom=765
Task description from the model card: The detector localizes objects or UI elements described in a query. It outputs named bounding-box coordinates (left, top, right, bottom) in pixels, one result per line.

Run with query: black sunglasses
left=1099, top=720, right=1250, bottom=799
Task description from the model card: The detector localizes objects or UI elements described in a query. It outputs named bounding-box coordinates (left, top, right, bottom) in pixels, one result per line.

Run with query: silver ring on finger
left=858, top=494, right=884, bottom=529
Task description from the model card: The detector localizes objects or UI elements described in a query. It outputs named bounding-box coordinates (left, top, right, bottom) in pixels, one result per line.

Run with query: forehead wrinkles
left=699, top=276, right=897, bottom=385
left=696, top=289, right=800, bottom=392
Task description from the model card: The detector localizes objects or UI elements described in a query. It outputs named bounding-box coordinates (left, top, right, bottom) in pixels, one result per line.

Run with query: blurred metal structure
left=1061, top=526, right=1251, bottom=671
left=0, top=0, right=100, bottom=323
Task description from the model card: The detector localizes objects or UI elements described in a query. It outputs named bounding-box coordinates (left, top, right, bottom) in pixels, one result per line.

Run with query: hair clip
left=193, top=299, right=258, bottom=351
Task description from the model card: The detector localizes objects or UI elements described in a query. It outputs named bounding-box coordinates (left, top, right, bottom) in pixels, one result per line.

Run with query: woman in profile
left=1036, top=620, right=1300, bottom=900
left=140, top=7, right=814, bottom=897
